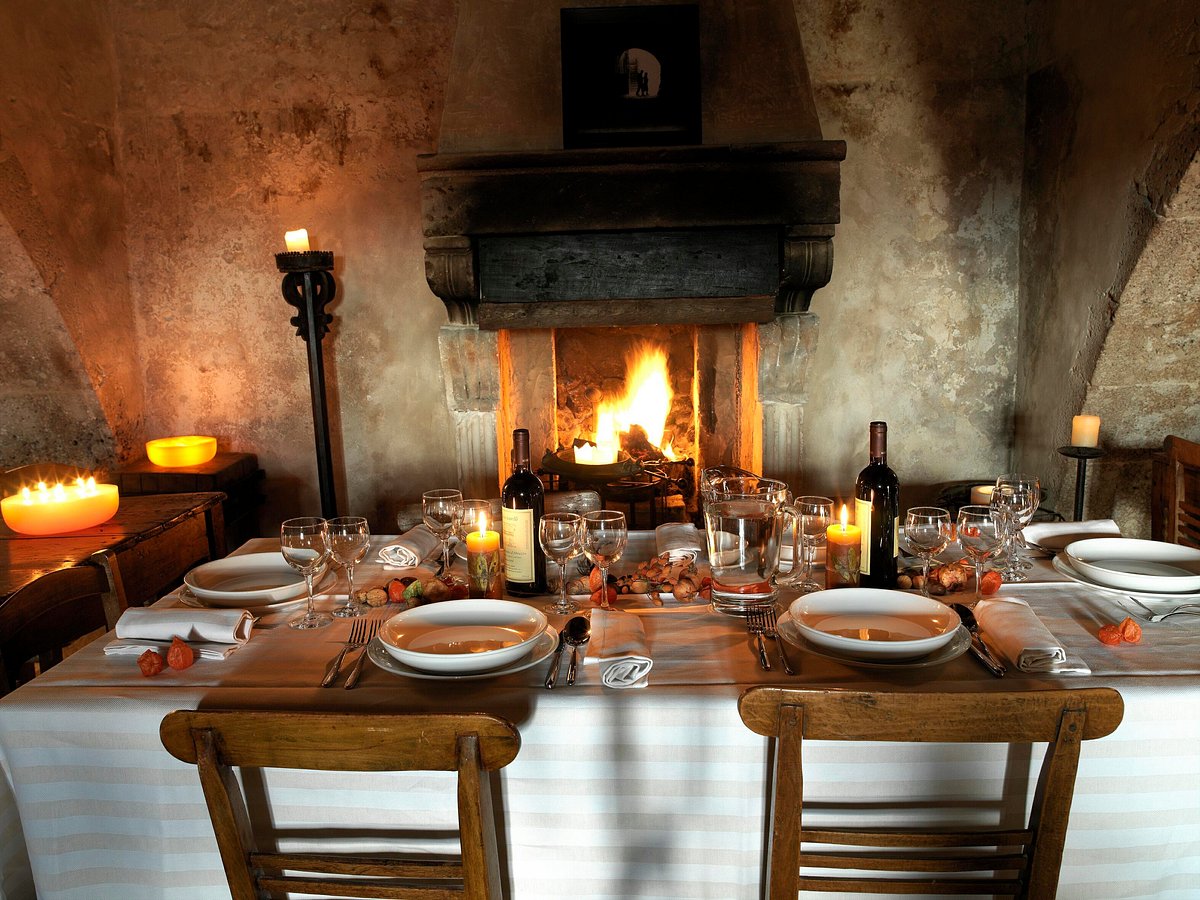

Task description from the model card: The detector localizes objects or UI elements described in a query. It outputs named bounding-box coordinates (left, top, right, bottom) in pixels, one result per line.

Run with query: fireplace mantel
left=419, top=140, right=845, bottom=329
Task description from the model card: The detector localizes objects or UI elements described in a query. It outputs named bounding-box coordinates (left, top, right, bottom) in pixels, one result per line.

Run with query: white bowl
left=1064, top=538, right=1200, bottom=593
left=378, top=600, right=548, bottom=674
left=788, top=589, right=960, bottom=661
left=184, top=552, right=330, bottom=607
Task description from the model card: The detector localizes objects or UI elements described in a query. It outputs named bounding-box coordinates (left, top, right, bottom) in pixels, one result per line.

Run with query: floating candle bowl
left=145, top=436, right=217, bottom=468
left=1, top=478, right=119, bottom=535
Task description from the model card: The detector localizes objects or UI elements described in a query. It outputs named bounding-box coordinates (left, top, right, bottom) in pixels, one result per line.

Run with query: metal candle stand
left=275, top=249, right=338, bottom=518
left=1057, top=445, right=1105, bottom=522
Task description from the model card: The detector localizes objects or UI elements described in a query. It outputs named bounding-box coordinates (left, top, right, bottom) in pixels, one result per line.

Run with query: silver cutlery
left=564, top=616, right=591, bottom=686
left=321, top=616, right=369, bottom=687
left=747, top=611, right=771, bottom=672
left=1124, top=596, right=1200, bottom=623
left=544, top=628, right=568, bottom=689
left=950, top=603, right=1006, bottom=678
left=343, top=616, right=382, bottom=689
left=758, top=607, right=795, bottom=675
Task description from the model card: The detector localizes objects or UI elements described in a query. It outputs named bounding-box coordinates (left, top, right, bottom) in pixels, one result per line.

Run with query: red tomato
left=137, top=649, right=164, bottom=677
left=590, top=585, right=617, bottom=607
left=980, top=571, right=1003, bottom=596
left=1118, top=616, right=1143, bottom=644
left=166, top=636, right=195, bottom=670
left=1097, top=624, right=1122, bottom=646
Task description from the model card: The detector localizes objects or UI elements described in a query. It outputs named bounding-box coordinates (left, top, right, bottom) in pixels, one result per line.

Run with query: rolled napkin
left=378, top=524, right=441, bottom=569
left=583, top=608, right=654, bottom=688
left=974, top=597, right=1090, bottom=675
left=655, top=522, right=704, bottom=557
left=105, top=608, right=255, bottom=661
left=1022, top=518, right=1120, bottom=552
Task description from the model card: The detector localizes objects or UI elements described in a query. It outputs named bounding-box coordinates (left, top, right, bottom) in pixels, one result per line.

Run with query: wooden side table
left=115, top=452, right=263, bottom=550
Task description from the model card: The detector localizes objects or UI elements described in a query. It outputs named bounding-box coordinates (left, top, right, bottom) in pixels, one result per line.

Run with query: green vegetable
left=402, top=579, right=424, bottom=600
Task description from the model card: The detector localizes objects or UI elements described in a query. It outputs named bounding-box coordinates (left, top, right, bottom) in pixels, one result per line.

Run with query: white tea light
left=970, top=485, right=994, bottom=505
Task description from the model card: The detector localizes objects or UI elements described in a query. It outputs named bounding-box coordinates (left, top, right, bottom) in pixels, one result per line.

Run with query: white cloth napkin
left=1022, top=519, right=1120, bottom=552
left=378, top=524, right=441, bottom=569
left=104, top=608, right=255, bottom=661
left=974, top=596, right=1091, bottom=675
left=655, top=522, right=704, bottom=557
left=583, top=609, right=654, bottom=688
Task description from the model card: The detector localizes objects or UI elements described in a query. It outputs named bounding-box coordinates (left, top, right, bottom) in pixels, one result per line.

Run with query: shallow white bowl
left=378, top=600, right=548, bottom=674
left=184, top=552, right=329, bottom=607
left=1064, top=538, right=1200, bottom=593
left=788, top=589, right=960, bottom=661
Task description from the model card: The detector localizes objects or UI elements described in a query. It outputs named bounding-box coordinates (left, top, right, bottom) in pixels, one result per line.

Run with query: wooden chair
left=1151, top=435, right=1200, bottom=548
left=0, top=553, right=125, bottom=694
left=738, top=687, right=1124, bottom=899
left=160, top=710, right=521, bottom=900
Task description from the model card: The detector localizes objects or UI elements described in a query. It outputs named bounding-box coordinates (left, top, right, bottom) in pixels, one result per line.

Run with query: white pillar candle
left=284, top=229, right=310, bottom=252
left=970, top=484, right=994, bottom=505
left=1071, top=415, right=1101, bottom=447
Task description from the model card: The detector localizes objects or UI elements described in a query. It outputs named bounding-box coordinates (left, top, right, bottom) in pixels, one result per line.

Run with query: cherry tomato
left=1118, top=616, right=1143, bottom=644
left=166, top=636, right=195, bottom=670
left=1097, top=624, right=1121, bottom=646
left=137, top=649, right=164, bottom=677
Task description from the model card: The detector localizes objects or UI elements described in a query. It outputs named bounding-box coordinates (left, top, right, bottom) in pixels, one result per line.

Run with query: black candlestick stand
left=276, top=249, right=338, bottom=519
left=1057, top=445, right=1105, bottom=522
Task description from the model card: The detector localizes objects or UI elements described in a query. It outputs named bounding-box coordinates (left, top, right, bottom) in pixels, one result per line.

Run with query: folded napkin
left=378, top=524, right=441, bottom=569
left=583, top=609, right=654, bottom=688
left=105, top=608, right=255, bottom=661
left=974, top=597, right=1090, bottom=675
left=1022, top=519, right=1120, bottom=552
left=655, top=522, right=704, bottom=557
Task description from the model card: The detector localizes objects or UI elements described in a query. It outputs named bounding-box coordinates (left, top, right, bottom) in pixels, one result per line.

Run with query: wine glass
left=904, top=507, right=953, bottom=598
left=327, top=516, right=370, bottom=618
left=581, top=510, right=627, bottom=607
left=781, top=495, right=833, bottom=592
left=422, top=489, right=462, bottom=574
left=993, top=473, right=1041, bottom=581
left=540, top=512, right=583, bottom=615
left=280, top=517, right=332, bottom=629
left=955, top=505, right=1004, bottom=606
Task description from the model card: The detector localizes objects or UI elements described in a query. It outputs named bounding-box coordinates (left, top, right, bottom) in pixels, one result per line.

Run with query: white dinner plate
left=378, top=599, right=547, bottom=673
left=367, top=627, right=558, bottom=681
left=176, top=585, right=306, bottom=612
left=184, top=553, right=332, bottom=607
left=1052, top=554, right=1200, bottom=605
left=1064, top=538, right=1200, bottom=593
left=778, top=610, right=970, bottom=669
left=788, top=589, right=961, bottom=660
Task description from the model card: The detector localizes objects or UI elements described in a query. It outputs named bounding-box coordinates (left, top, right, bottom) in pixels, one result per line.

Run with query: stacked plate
left=1057, top=538, right=1200, bottom=601
left=780, top=589, right=969, bottom=668
left=182, top=552, right=332, bottom=609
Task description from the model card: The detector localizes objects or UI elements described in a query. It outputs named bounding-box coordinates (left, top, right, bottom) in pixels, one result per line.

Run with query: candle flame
left=840, top=503, right=849, bottom=532
left=479, top=512, right=487, bottom=536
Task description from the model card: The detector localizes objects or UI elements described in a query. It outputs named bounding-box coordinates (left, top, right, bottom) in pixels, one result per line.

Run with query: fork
left=321, top=617, right=369, bottom=687
left=343, top=616, right=383, bottom=689
left=759, top=606, right=796, bottom=675
left=1124, top=596, right=1200, bottom=623
left=747, top=611, right=771, bottom=671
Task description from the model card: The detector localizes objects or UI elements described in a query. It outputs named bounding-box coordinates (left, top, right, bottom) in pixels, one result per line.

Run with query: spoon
left=543, top=628, right=568, bottom=689
left=564, top=616, right=591, bottom=686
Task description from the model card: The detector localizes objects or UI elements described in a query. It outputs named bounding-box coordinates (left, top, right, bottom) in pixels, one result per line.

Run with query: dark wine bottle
left=854, top=421, right=900, bottom=588
left=501, top=428, right=547, bottom=596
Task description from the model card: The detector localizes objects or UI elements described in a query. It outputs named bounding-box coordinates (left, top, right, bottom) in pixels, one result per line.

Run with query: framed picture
left=561, top=5, right=701, bottom=149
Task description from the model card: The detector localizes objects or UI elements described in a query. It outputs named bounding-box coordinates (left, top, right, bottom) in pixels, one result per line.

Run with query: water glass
left=955, top=505, right=1004, bottom=605
left=422, top=489, right=462, bottom=574
left=904, top=507, right=952, bottom=598
left=540, top=512, right=583, bottom=615
left=327, top=516, right=370, bottom=618
left=581, top=510, right=627, bottom=607
left=280, top=517, right=332, bottom=630
left=993, top=473, right=1041, bottom=581
left=780, top=495, right=833, bottom=593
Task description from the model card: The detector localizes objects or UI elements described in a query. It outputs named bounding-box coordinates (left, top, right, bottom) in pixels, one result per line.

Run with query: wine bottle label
left=855, top=498, right=872, bottom=575
left=502, top=507, right=535, bottom=583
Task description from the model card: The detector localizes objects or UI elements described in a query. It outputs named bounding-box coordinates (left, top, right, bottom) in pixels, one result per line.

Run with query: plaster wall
left=0, top=0, right=138, bottom=466
left=1015, top=0, right=1199, bottom=521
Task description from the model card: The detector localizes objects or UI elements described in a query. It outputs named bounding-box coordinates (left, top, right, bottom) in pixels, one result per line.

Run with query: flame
left=577, top=342, right=678, bottom=464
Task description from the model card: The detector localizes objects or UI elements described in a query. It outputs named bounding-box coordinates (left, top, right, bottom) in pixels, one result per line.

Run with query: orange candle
left=2, top=478, right=119, bottom=535
left=465, top=513, right=502, bottom=598
left=825, top=504, right=862, bottom=589
left=145, top=435, right=217, bottom=468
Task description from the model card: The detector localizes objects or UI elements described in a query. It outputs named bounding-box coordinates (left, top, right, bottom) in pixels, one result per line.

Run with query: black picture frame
left=561, top=5, right=701, bottom=150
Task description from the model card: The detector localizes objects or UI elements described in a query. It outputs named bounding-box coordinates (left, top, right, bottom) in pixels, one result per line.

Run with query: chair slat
left=256, top=874, right=463, bottom=899
left=799, top=851, right=1028, bottom=872
left=797, top=875, right=1025, bottom=894
left=803, top=828, right=1033, bottom=847
left=251, top=852, right=463, bottom=879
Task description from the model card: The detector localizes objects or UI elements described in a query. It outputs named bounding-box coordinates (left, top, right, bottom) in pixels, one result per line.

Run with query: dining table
left=0, top=528, right=1197, bottom=899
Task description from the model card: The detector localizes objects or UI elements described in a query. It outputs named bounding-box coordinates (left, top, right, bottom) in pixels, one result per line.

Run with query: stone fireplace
left=422, top=0, right=842, bottom=501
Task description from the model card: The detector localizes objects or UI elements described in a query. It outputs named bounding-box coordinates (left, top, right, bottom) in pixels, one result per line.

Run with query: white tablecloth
left=1, top=536, right=1198, bottom=899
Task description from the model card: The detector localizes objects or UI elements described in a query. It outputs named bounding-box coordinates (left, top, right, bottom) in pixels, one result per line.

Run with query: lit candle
left=2, top=477, right=119, bottom=535
left=1071, top=415, right=1101, bottom=448
left=284, top=229, right=310, bottom=252
left=970, top=484, right=994, bottom=505
left=825, top=503, right=862, bottom=589
left=145, top=435, right=217, bottom=468
left=465, top=513, right=502, bottom=598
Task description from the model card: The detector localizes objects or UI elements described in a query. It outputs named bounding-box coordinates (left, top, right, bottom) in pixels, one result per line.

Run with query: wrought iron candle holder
left=1057, top=445, right=1105, bottom=522
left=276, top=249, right=338, bottom=518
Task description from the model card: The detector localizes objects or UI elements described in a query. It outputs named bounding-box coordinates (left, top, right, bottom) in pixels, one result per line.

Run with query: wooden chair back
left=160, top=710, right=522, bottom=900
left=1151, top=435, right=1200, bottom=548
left=0, top=554, right=124, bottom=694
left=738, top=687, right=1123, bottom=899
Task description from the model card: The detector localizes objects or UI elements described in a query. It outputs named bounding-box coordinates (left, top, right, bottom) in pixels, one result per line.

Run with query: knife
left=543, top=629, right=568, bottom=689
left=950, top=603, right=1006, bottom=678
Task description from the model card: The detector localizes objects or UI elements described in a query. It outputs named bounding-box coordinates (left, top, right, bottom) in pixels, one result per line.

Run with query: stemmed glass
left=955, top=505, right=1004, bottom=606
left=581, top=510, right=627, bottom=607
left=540, top=512, right=583, bottom=615
left=781, top=496, right=833, bottom=593
left=422, top=489, right=462, bottom=574
left=280, top=517, right=332, bottom=629
left=327, top=516, right=370, bottom=618
left=904, top=507, right=953, bottom=598
left=992, top=473, right=1041, bottom=582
